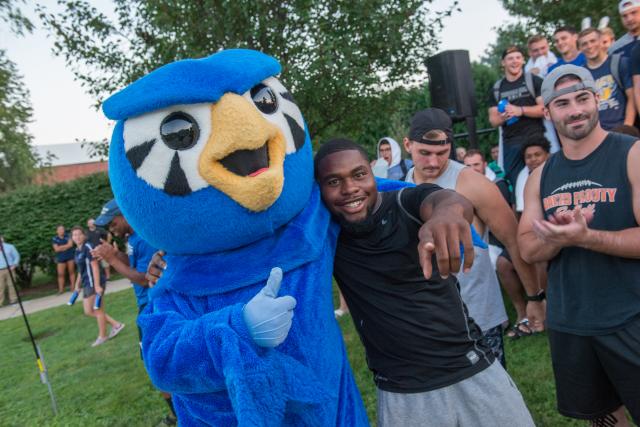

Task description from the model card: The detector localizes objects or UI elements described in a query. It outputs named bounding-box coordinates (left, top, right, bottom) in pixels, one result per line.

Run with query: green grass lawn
left=0, top=287, right=580, bottom=426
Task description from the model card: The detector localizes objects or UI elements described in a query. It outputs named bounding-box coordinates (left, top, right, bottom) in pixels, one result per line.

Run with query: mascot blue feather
left=103, top=49, right=369, bottom=426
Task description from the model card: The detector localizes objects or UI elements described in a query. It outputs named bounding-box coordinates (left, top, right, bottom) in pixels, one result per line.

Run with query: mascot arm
left=140, top=298, right=257, bottom=394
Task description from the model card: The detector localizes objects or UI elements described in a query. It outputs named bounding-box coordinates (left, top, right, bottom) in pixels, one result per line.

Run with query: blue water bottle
left=67, top=290, right=79, bottom=306
left=93, top=293, right=103, bottom=310
left=498, top=99, right=519, bottom=126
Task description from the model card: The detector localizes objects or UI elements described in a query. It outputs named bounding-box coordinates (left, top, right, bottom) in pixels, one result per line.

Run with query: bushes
left=0, top=173, right=113, bottom=287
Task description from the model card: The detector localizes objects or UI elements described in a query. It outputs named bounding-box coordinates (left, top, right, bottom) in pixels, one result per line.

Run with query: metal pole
left=0, top=237, right=58, bottom=416
left=465, top=116, right=479, bottom=149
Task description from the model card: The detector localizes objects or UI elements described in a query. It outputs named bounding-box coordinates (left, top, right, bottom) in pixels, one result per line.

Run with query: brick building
left=33, top=142, right=108, bottom=184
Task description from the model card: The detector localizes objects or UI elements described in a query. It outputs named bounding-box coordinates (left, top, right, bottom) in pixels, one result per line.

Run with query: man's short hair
left=600, top=27, right=615, bottom=38
left=578, top=27, right=601, bottom=41
left=314, top=138, right=369, bottom=179
left=502, top=45, right=525, bottom=59
left=71, top=225, right=85, bottom=235
left=554, top=25, right=578, bottom=36
left=527, top=35, right=547, bottom=46
left=464, top=149, right=485, bottom=162
left=522, top=135, right=551, bottom=159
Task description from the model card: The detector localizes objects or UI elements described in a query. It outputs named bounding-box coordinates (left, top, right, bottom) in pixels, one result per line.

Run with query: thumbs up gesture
left=243, top=267, right=297, bottom=348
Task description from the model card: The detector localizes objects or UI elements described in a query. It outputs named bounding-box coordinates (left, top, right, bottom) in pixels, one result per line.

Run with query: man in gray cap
left=519, top=64, right=640, bottom=425
left=404, top=108, right=541, bottom=366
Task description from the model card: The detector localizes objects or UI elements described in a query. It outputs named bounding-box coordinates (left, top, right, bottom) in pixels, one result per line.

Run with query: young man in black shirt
left=488, top=46, right=546, bottom=187
left=315, top=139, right=534, bottom=427
left=519, top=64, right=640, bottom=426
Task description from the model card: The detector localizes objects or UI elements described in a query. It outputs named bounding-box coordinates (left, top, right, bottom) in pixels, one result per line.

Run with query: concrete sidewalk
left=0, top=278, right=132, bottom=321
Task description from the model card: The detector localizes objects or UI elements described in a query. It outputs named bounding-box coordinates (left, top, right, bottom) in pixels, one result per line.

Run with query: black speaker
left=426, top=50, right=477, bottom=121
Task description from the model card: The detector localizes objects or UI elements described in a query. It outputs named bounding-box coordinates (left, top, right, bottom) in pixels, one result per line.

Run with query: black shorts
left=548, top=317, right=640, bottom=422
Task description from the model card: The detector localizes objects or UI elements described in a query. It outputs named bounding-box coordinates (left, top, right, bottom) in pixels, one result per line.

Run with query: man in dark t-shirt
left=315, top=139, right=534, bottom=427
left=519, top=64, right=640, bottom=425
left=488, top=46, right=546, bottom=187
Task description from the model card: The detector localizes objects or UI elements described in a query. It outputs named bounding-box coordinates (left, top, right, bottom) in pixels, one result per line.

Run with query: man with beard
left=315, top=138, right=534, bottom=427
left=518, top=65, right=640, bottom=426
left=404, top=108, right=541, bottom=365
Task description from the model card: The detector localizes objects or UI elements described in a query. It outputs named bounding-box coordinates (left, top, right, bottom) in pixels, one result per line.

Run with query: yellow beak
left=198, top=94, right=286, bottom=211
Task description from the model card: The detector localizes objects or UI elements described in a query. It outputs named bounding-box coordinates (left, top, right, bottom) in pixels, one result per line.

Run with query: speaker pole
left=465, top=116, right=478, bottom=149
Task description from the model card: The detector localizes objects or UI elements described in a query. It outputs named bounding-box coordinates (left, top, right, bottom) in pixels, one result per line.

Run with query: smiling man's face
left=316, top=149, right=378, bottom=225
left=545, top=78, right=599, bottom=141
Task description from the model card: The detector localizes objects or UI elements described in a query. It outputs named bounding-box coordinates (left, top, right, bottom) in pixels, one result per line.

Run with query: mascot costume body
left=102, top=49, right=370, bottom=426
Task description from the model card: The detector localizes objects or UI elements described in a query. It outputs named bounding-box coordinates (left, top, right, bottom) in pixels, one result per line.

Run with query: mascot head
left=103, top=49, right=312, bottom=254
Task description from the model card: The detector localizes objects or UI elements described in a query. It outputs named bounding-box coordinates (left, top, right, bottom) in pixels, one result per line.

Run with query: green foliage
left=481, top=22, right=531, bottom=71
left=0, top=49, right=37, bottom=193
left=0, top=0, right=34, bottom=36
left=0, top=173, right=113, bottom=287
left=38, top=0, right=458, bottom=143
left=501, top=0, right=623, bottom=36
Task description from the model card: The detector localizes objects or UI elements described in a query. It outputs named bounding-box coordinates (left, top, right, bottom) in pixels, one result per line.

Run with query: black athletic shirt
left=487, top=73, right=545, bottom=142
left=540, top=132, right=640, bottom=335
left=333, top=184, right=494, bottom=393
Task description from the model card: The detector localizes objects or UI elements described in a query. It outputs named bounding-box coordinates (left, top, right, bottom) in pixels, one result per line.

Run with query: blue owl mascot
left=102, top=49, right=370, bottom=426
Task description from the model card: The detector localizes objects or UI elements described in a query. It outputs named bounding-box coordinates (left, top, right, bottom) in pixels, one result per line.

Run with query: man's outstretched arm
left=418, top=188, right=475, bottom=279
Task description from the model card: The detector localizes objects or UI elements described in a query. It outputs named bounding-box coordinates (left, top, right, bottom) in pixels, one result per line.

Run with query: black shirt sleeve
left=398, top=184, right=443, bottom=222
left=532, top=74, right=543, bottom=97
left=631, top=41, right=640, bottom=76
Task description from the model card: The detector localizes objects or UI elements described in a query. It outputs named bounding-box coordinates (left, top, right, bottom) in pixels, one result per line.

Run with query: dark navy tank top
left=539, top=132, right=640, bottom=335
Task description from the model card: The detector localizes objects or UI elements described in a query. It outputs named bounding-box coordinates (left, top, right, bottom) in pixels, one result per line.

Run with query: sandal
left=506, top=318, right=534, bottom=340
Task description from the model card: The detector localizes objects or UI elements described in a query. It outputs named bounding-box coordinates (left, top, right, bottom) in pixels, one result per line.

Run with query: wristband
left=525, top=290, right=546, bottom=302
left=520, top=106, right=525, bottom=116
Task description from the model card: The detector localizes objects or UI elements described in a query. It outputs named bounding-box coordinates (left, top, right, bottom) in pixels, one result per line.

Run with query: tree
left=0, top=0, right=34, bottom=36
left=39, top=0, right=458, bottom=143
left=500, top=0, right=623, bottom=36
left=0, top=50, right=37, bottom=193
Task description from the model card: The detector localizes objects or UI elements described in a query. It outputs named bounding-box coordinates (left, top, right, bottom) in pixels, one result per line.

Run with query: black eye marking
left=280, top=91, right=296, bottom=103
left=160, top=112, right=200, bottom=150
left=126, top=139, right=156, bottom=170
left=284, top=113, right=306, bottom=150
left=250, top=83, right=278, bottom=114
left=164, top=152, right=191, bottom=196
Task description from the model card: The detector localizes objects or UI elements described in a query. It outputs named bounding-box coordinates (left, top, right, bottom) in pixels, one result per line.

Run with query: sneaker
left=91, top=336, right=108, bottom=347
left=108, top=323, right=125, bottom=339
left=334, top=309, right=346, bottom=318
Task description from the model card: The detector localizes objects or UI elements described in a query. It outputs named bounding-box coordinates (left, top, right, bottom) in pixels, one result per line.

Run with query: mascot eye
left=160, top=112, right=200, bottom=150
left=250, top=84, right=278, bottom=114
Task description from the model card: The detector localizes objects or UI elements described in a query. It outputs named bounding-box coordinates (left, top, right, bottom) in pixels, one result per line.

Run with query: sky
left=0, top=0, right=512, bottom=147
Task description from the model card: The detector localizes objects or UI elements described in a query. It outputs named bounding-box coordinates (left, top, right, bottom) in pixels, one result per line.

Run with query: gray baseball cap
left=541, top=64, right=597, bottom=106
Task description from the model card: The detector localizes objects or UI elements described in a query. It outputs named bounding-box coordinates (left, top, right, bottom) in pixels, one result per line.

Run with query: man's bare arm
left=518, top=166, right=561, bottom=263
left=625, top=87, right=636, bottom=125
left=576, top=142, right=640, bottom=257
left=91, top=242, right=148, bottom=286
left=458, top=169, right=538, bottom=295
left=488, top=106, right=504, bottom=128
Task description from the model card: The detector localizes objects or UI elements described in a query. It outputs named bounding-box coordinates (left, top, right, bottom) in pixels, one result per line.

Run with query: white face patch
left=242, top=77, right=306, bottom=154
left=122, top=103, right=211, bottom=194
left=120, top=78, right=306, bottom=196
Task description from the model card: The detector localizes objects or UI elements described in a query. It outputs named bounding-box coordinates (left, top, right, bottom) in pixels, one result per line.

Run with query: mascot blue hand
left=243, top=267, right=297, bottom=348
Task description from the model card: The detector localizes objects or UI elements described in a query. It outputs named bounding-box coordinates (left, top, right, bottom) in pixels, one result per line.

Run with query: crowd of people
left=2, top=2, right=639, bottom=426
left=357, top=2, right=640, bottom=425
